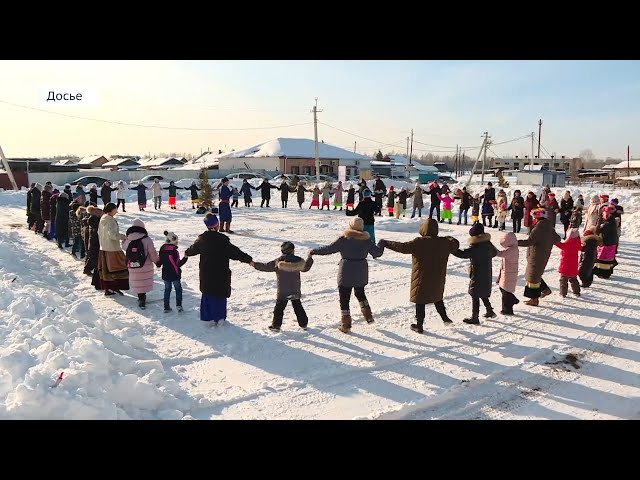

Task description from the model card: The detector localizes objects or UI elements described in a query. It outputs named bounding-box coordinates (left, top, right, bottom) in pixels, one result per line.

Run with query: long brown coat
left=517, top=218, right=561, bottom=283
left=380, top=219, right=459, bottom=304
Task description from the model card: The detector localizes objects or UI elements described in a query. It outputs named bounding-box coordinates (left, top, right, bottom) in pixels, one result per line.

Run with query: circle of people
left=24, top=176, right=623, bottom=334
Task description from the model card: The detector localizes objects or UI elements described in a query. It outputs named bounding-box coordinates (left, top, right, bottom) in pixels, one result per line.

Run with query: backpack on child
left=125, top=235, right=148, bottom=268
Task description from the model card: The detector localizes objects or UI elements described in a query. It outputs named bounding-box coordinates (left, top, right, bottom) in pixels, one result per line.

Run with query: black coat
left=30, top=187, right=41, bottom=214
left=509, top=196, right=525, bottom=220
left=481, top=187, right=496, bottom=203
left=427, top=185, right=442, bottom=205
left=240, top=182, right=255, bottom=199
left=296, top=184, right=308, bottom=203
left=156, top=244, right=188, bottom=281
left=579, top=234, right=601, bottom=282
left=85, top=214, right=101, bottom=274
left=165, top=185, right=183, bottom=197
left=397, top=190, right=408, bottom=205
left=130, top=185, right=148, bottom=204
left=597, top=216, right=618, bottom=246
left=184, top=230, right=252, bottom=297
left=88, top=189, right=100, bottom=205
left=100, top=185, right=116, bottom=203
left=187, top=185, right=201, bottom=200
left=346, top=188, right=356, bottom=204
left=560, top=198, right=574, bottom=224
left=459, top=191, right=472, bottom=209
left=386, top=190, right=397, bottom=208
left=55, top=195, right=70, bottom=238
left=259, top=181, right=276, bottom=199
left=278, top=182, right=292, bottom=200
left=27, top=188, right=32, bottom=214
left=346, top=198, right=376, bottom=225
left=453, top=233, right=498, bottom=298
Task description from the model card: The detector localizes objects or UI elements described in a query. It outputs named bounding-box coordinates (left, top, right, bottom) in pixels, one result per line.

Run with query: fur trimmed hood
left=342, top=229, right=371, bottom=241
left=582, top=234, right=603, bottom=246
left=76, top=206, right=87, bottom=218
left=276, top=255, right=308, bottom=272
left=468, top=232, right=492, bottom=245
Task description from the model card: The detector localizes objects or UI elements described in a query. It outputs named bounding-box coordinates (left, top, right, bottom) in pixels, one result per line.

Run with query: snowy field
left=0, top=181, right=639, bottom=419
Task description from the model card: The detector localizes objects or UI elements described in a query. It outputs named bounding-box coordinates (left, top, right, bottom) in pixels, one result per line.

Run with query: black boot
left=484, top=309, right=497, bottom=318
left=435, top=301, right=453, bottom=324
left=410, top=318, right=424, bottom=334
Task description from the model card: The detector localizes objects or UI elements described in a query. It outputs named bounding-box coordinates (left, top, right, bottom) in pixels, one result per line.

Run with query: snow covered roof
left=51, top=159, right=77, bottom=166
left=138, top=157, right=184, bottom=167
left=176, top=152, right=220, bottom=169
left=218, top=138, right=370, bottom=161
left=617, top=175, right=640, bottom=181
left=78, top=155, right=107, bottom=165
left=522, top=165, right=546, bottom=171
left=103, top=158, right=140, bottom=167
left=612, top=160, right=640, bottom=169
left=387, top=155, right=408, bottom=164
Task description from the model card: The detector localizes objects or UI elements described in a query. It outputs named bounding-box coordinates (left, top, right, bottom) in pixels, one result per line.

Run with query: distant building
left=608, top=159, right=640, bottom=178
left=137, top=157, right=186, bottom=169
left=78, top=155, right=109, bottom=168
left=517, top=170, right=566, bottom=187
left=103, top=158, right=141, bottom=170
left=218, top=138, right=371, bottom=179
left=492, top=156, right=583, bottom=178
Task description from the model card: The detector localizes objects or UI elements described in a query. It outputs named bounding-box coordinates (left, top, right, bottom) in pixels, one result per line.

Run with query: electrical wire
left=0, top=99, right=314, bottom=131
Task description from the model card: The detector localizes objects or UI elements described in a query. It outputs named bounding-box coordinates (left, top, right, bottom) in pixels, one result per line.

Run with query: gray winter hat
left=281, top=241, right=295, bottom=255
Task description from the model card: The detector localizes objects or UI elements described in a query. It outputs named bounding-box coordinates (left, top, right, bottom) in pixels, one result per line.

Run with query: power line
left=318, top=121, right=412, bottom=149
left=0, top=99, right=314, bottom=131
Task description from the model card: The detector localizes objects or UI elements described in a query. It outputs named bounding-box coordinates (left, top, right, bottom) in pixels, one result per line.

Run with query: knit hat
left=204, top=213, right=219, bottom=229
left=610, top=198, right=619, bottom=205
left=591, top=194, right=599, bottom=203
left=363, top=189, right=372, bottom=198
left=389, top=185, right=394, bottom=191
left=599, top=194, right=609, bottom=200
left=349, top=217, right=364, bottom=232
left=164, top=230, right=179, bottom=245
left=469, top=223, right=484, bottom=237
left=281, top=241, right=295, bottom=255
left=132, top=218, right=145, bottom=228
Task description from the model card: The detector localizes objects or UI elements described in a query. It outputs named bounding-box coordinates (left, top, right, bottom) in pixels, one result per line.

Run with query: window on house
left=544, top=163, right=550, bottom=167
left=513, top=163, right=520, bottom=169
left=554, top=163, right=560, bottom=168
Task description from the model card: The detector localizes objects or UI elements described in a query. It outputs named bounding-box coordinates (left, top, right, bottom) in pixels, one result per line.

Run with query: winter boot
left=177, top=305, right=184, bottom=313
left=463, top=316, right=480, bottom=325
left=226, top=223, right=234, bottom=234
left=525, top=298, right=539, bottom=306
left=339, top=312, right=352, bottom=333
left=484, top=309, right=497, bottom=318
left=164, top=306, right=172, bottom=313
left=361, top=305, right=374, bottom=324
left=410, top=318, right=424, bottom=334
left=268, top=325, right=281, bottom=332
left=540, top=288, right=552, bottom=299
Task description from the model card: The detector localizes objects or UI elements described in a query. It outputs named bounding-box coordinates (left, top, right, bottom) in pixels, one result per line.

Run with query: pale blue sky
left=0, top=60, right=638, bottom=159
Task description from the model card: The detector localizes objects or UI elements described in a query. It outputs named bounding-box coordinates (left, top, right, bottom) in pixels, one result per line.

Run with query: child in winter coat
left=116, top=180, right=127, bottom=212
left=554, top=227, right=582, bottom=297
left=495, top=232, right=519, bottom=315
left=130, top=181, right=149, bottom=211
left=386, top=186, right=397, bottom=216
left=321, top=183, right=332, bottom=210
left=481, top=200, right=495, bottom=227
left=496, top=193, right=508, bottom=231
left=471, top=194, right=481, bottom=224
left=579, top=229, right=602, bottom=288
left=333, top=181, right=344, bottom=210
left=187, top=181, right=202, bottom=209
left=122, top=218, right=160, bottom=309
left=439, top=191, right=454, bottom=224
left=156, top=231, right=188, bottom=313
left=509, top=189, right=525, bottom=233
left=231, top=187, right=240, bottom=208
left=452, top=223, right=498, bottom=324
left=252, top=241, right=314, bottom=331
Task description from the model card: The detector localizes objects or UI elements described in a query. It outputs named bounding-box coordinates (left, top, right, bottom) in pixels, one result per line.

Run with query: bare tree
left=579, top=149, right=596, bottom=161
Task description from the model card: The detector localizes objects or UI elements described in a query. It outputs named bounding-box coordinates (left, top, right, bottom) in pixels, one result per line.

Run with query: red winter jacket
left=554, top=236, right=582, bottom=277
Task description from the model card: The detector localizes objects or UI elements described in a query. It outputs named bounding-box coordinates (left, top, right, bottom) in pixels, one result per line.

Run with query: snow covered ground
left=0, top=182, right=639, bottom=419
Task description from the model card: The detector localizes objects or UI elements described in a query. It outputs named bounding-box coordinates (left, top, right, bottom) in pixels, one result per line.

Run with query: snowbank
left=0, top=231, right=204, bottom=419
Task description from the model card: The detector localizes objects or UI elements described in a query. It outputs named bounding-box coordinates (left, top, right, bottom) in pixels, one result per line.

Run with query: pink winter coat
left=555, top=236, right=582, bottom=278
left=440, top=195, right=454, bottom=210
left=495, top=232, right=519, bottom=293
left=122, top=222, right=160, bottom=294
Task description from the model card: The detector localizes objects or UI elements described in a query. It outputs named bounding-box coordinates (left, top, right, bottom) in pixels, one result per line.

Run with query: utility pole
left=0, top=145, right=18, bottom=191
left=409, top=129, right=414, bottom=166
left=465, top=134, right=490, bottom=188
left=312, top=98, right=322, bottom=181
left=480, top=132, right=490, bottom=185
left=462, top=151, right=465, bottom=177
left=530, top=132, right=534, bottom=169
left=406, top=136, right=410, bottom=158
left=628, top=145, right=631, bottom=177
left=354, top=141, right=356, bottom=153
left=537, top=119, right=542, bottom=160
left=455, top=144, right=459, bottom=177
